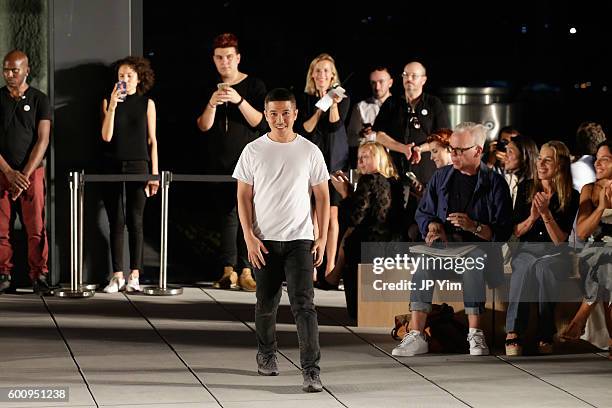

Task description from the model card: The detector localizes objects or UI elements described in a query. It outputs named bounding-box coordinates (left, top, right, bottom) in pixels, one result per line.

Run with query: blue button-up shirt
left=415, top=162, right=513, bottom=287
left=416, top=162, right=513, bottom=241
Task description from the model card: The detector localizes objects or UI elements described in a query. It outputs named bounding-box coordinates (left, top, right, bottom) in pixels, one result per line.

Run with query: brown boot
left=239, top=268, right=256, bottom=292
left=212, top=266, right=238, bottom=289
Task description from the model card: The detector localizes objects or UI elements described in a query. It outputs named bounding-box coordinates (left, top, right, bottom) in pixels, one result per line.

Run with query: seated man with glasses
left=392, top=122, right=513, bottom=357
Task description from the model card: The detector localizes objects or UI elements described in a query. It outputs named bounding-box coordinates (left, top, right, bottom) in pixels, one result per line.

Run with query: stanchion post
left=77, top=170, right=98, bottom=291
left=55, top=172, right=94, bottom=298
left=143, top=171, right=182, bottom=296
left=160, top=170, right=168, bottom=289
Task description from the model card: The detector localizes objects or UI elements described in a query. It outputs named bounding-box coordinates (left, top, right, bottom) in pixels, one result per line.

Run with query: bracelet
left=542, top=217, right=552, bottom=224
left=236, top=96, right=244, bottom=106
left=208, top=102, right=216, bottom=109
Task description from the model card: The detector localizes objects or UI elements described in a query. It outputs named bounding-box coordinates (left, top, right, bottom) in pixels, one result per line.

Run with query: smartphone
left=217, top=82, right=230, bottom=91
left=117, top=81, right=127, bottom=101
left=405, top=171, right=419, bottom=183
left=496, top=139, right=509, bottom=152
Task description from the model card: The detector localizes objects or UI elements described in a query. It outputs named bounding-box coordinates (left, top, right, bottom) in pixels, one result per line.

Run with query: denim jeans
left=505, top=251, right=572, bottom=341
left=255, top=240, right=320, bottom=373
left=410, top=249, right=487, bottom=315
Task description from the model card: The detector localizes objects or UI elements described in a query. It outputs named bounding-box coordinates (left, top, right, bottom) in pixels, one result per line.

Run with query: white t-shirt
left=232, top=134, right=330, bottom=241
left=571, top=155, right=596, bottom=193
left=347, top=97, right=384, bottom=147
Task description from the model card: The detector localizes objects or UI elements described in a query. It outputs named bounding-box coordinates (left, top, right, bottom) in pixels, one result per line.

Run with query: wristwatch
left=474, top=222, right=482, bottom=234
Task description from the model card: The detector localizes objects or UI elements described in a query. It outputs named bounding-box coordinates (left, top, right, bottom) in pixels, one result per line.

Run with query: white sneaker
left=392, top=330, right=428, bottom=356
left=126, top=277, right=141, bottom=292
left=103, top=277, right=125, bottom=293
left=468, top=329, right=489, bottom=355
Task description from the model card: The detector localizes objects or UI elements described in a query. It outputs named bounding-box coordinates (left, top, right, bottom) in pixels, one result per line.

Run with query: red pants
left=0, top=167, right=49, bottom=280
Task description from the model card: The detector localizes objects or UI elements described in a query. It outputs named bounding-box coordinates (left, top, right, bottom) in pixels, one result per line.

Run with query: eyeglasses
left=449, top=145, right=476, bottom=155
left=402, top=72, right=425, bottom=79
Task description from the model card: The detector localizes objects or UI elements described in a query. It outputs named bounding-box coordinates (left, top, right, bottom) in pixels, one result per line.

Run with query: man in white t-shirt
left=233, top=88, right=330, bottom=393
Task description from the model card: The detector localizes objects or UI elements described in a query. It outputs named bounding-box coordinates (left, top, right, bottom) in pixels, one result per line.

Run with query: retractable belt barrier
left=56, top=171, right=236, bottom=298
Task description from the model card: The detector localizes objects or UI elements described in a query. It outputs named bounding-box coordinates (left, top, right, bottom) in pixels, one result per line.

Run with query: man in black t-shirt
left=373, top=61, right=450, bottom=240
left=196, top=33, right=267, bottom=291
left=373, top=61, right=450, bottom=186
left=0, top=50, right=52, bottom=295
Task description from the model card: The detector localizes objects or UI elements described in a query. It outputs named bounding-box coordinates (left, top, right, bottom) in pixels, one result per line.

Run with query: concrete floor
left=1, top=286, right=610, bottom=408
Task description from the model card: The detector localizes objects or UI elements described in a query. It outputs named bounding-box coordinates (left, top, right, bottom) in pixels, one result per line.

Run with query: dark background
left=137, top=0, right=612, bottom=282
left=144, top=0, right=612, bottom=159
left=23, top=0, right=609, bottom=286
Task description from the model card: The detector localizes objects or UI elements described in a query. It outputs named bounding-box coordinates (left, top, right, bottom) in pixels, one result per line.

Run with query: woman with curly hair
left=101, top=56, right=159, bottom=293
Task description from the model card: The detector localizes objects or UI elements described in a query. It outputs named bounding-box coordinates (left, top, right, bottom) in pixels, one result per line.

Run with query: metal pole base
left=142, top=286, right=183, bottom=296
left=80, top=283, right=99, bottom=291
left=54, top=289, right=95, bottom=298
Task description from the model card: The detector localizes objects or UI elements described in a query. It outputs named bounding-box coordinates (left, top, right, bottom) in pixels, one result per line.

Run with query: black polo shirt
left=0, top=86, right=51, bottom=170
left=373, top=92, right=449, bottom=184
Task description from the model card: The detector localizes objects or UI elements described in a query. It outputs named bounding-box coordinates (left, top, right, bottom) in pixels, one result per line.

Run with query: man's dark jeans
left=255, top=239, right=320, bottom=373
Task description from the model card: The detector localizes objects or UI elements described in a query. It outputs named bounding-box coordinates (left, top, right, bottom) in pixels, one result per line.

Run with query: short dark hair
left=370, top=66, right=391, bottom=75
left=498, top=126, right=520, bottom=140
left=596, top=139, right=612, bottom=154
left=265, top=88, right=296, bottom=106
left=213, top=33, right=239, bottom=53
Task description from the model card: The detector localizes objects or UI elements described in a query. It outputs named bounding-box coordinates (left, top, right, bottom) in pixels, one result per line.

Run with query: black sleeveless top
left=107, top=94, right=149, bottom=161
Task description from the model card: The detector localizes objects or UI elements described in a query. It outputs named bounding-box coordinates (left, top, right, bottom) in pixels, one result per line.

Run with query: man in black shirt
left=373, top=61, right=449, bottom=239
left=373, top=61, right=450, bottom=185
left=0, top=50, right=52, bottom=294
left=197, top=33, right=267, bottom=291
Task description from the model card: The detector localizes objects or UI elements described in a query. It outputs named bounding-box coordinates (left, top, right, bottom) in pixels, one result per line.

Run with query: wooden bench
left=357, top=262, right=585, bottom=349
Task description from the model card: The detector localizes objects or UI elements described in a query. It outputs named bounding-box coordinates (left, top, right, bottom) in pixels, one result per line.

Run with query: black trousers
left=102, top=160, right=148, bottom=272
left=213, top=182, right=249, bottom=272
left=255, top=240, right=320, bottom=372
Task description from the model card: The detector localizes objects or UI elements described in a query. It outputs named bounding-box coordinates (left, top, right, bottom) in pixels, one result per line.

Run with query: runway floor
left=1, top=286, right=611, bottom=407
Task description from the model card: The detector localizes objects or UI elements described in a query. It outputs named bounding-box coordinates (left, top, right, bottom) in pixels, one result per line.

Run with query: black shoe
left=314, top=279, right=339, bottom=291
left=0, top=274, right=10, bottom=294
left=32, top=275, right=57, bottom=296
